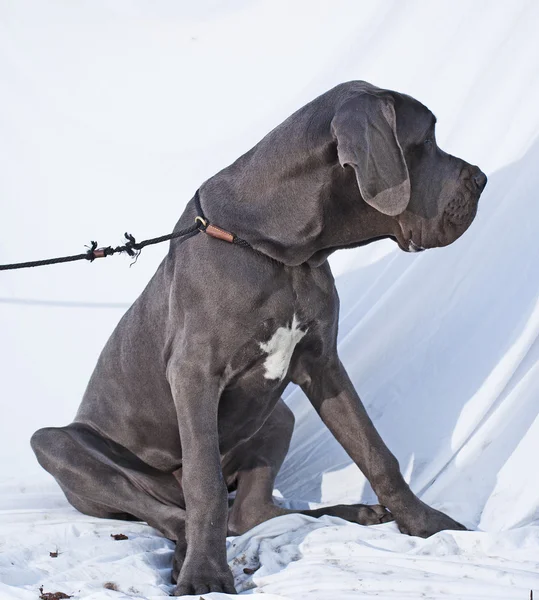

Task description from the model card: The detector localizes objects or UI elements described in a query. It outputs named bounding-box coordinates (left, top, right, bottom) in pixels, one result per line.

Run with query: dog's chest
left=223, top=265, right=336, bottom=395
left=258, top=314, right=307, bottom=381
left=223, top=312, right=313, bottom=397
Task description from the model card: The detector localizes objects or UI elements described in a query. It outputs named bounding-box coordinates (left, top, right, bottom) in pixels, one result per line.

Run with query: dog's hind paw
left=324, top=503, right=394, bottom=525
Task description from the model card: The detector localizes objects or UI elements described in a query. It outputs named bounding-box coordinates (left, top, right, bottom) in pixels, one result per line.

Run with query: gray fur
left=31, top=81, right=487, bottom=595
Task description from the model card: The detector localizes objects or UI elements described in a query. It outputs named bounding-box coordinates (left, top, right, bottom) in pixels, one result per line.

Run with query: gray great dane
left=31, top=81, right=487, bottom=595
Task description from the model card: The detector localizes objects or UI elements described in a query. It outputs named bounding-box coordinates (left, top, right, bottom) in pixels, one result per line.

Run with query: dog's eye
left=424, top=137, right=433, bottom=146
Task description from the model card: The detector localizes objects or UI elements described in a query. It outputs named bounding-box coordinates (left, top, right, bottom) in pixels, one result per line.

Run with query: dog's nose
left=473, top=169, right=487, bottom=191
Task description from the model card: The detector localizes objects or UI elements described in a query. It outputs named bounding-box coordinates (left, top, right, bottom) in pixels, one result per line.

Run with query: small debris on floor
left=103, top=582, right=119, bottom=591
left=110, top=533, right=128, bottom=540
left=49, top=549, right=59, bottom=558
left=38, top=586, right=72, bottom=600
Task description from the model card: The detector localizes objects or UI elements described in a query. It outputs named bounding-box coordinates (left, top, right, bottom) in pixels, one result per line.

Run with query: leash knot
left=85, top=241, right=99, bottom=262
left=123, top=232, right=138, bottom=257
left=123, top=232, right=141, bottom=265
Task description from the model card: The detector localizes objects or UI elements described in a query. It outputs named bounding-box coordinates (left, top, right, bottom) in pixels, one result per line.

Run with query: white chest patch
left=259, top=315, right=307, bottom=381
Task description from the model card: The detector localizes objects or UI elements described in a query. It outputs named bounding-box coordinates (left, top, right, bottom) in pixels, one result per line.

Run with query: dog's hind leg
left=30, top=423, right=188, bottom=581
left=226, top=399, right=392, bottom=536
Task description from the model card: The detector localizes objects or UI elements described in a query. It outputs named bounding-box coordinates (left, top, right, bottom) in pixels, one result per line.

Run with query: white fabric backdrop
left=1, top=1, right=539, bottom=598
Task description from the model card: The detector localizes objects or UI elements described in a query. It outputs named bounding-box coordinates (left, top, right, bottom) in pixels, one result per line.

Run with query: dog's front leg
left=302, top=357, right=466, bottom=538
left=168, top=363, right=236, bottom=596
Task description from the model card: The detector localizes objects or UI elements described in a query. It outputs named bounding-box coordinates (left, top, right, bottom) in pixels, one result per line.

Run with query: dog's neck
left=199, top=103, right=400, bottom=267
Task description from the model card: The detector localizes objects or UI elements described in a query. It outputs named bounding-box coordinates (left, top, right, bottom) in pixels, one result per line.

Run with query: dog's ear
left=331, top=94, right=410, bottom=216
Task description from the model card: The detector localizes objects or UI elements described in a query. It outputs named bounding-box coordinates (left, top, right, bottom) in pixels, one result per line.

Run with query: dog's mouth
left=392, top=235, right=425, bottom=253
left=407, top=239, right=425, bottom=253
left=393, top=221, right=427, bottom=253
left=332, top=235, right=426, bottom=254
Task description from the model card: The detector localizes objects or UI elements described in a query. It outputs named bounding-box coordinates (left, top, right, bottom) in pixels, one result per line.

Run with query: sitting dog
left=31, top=81, right=487, bottom=595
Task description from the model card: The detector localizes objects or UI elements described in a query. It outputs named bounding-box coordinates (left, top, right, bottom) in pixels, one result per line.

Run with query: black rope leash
left=0, top=190, right=281, bottom=271
left=0, top=224, right=201, bottom=271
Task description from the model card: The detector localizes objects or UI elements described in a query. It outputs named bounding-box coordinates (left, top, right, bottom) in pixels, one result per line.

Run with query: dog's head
left=332, top=87, right=487, bottom=252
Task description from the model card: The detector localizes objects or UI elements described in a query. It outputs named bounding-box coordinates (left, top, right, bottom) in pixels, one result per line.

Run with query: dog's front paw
left=395, top=500, right=467, bottom=538
left=172, top=558, right=236, bottom=596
